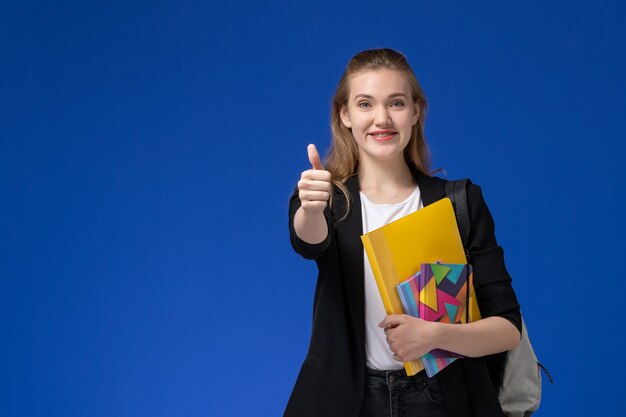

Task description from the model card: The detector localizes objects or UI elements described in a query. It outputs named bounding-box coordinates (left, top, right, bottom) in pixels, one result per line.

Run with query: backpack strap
left=444, top=179, right=471, bottom=263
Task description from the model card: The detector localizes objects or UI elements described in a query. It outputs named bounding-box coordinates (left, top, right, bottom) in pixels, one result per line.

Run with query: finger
left=300, top=200, right=328, bottom=212
left=298, top=179, right=332, bottom=193
left=308, top=144, right=324, bottom=170
left=299, top=190, right=330, bottom=202
left=301, top=199, right=328, bottom=208
left=379, top=315, right=404, bottom=329
left=301, top=169, right=332, bottom=182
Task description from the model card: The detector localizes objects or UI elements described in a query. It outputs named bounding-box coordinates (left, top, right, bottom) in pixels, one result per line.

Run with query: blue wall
left=2, top=1, right=625, bottom=415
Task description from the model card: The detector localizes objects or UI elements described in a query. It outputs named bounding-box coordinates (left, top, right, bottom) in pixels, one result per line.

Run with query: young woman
left=285, top=48, right=522, bottom=417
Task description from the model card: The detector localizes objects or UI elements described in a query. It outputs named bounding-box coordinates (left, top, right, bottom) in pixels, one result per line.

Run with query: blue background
left=2, top=1, right=625, bottom=416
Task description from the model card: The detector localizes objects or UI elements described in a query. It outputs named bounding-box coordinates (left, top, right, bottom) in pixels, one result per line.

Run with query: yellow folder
left=361, top=197, right=477, bottom=376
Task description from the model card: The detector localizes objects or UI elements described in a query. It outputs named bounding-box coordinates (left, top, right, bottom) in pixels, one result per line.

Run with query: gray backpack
left=445, top=180, right=552, bottom=417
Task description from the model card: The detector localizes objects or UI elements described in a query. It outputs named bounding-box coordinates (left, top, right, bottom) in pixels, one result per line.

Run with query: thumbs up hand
left=298, top=144, right=332, bottom=215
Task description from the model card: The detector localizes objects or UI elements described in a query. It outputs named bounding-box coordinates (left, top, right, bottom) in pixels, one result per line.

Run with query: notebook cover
left=417, top=263, right=473, bottom=377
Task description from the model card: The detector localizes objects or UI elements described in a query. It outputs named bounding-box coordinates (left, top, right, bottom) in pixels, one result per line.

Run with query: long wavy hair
left=324, top=48, right=431, bottom=221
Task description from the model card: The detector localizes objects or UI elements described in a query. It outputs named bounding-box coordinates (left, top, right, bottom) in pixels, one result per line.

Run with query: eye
left=391, top=100, right=405, bottom=107
left=358, top=101, right=371, bottom=109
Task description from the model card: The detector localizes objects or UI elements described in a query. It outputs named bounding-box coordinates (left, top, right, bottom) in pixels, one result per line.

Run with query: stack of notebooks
left=361, top=198, right=481, bottom=377
left=397, top=262, right=474, bottom=377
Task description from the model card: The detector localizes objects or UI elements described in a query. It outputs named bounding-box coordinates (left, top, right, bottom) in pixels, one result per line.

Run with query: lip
left=369, top=130, right=397, bottom=142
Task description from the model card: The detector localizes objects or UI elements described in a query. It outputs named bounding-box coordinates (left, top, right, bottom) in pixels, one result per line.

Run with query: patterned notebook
left=397, top=262, right=473, bottom=377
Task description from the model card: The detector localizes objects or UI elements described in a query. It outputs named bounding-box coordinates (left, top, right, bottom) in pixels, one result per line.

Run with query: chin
left=365, top=150, right=405, bottom=162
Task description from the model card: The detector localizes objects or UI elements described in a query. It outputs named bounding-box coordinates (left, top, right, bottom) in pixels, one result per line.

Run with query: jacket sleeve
left=288, top=186, right=334, bottom=260
left=466, top=181, right=522, bottom=334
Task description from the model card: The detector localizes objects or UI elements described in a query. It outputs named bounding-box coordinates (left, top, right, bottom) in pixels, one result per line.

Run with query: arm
left=379, top=315, right=520, bottom=362
left=294, top=207, right=328, bottom=244
left=294, top=144, right=332, bottom=244
left=434, top=316, right=520, bottom=356
left=466, top=181, right=521, bottom=336
left=288, top=144, right=333, bottom=259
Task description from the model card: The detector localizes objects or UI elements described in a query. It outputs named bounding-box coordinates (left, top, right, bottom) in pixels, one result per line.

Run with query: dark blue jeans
left=359, top=368, right=448, bottom=417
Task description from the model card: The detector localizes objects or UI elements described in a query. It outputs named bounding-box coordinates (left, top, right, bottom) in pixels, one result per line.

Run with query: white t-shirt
left=359, top=186, right=423, bottom=370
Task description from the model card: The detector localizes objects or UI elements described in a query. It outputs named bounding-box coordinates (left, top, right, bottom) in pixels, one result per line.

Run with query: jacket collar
left=414, top=169, right=447, bottom=206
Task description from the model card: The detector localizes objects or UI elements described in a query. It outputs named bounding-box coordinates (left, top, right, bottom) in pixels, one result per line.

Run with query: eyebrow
left=353, top=93, right=409, bottom=101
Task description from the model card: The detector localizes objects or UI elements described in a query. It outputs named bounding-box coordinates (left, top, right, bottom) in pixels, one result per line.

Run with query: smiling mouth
left=369, top=132, right=397, bottom=141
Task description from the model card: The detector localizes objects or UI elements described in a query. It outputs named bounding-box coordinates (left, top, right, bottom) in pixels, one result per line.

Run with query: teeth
left=374, top=133, right=393, bottom=137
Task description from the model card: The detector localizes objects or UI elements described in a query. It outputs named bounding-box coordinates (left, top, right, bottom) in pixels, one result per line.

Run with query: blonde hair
left=324, top=48, right=431, bottom=221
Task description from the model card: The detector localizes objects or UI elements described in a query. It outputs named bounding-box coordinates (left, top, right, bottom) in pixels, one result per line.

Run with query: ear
left=340, top=105, right=352, bottom=128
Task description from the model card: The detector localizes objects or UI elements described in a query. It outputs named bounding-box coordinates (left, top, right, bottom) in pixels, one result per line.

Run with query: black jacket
left=285, top=170, right=521, bottom=417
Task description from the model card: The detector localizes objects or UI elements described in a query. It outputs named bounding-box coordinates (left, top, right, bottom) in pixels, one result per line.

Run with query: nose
left=375, top=106, right=391, bottom=126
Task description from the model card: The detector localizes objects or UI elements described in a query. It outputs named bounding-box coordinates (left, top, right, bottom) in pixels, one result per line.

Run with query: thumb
left=307, top=144, right=324, bottom=170
left=379, top=315, right=405, bottom=329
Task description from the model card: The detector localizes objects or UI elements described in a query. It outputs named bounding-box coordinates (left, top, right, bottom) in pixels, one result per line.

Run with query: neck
left=357, top=154, right=416, bottom=191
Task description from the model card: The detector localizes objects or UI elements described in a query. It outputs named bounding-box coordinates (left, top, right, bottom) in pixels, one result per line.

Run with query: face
left=340, top=68, right=419, bottom=166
